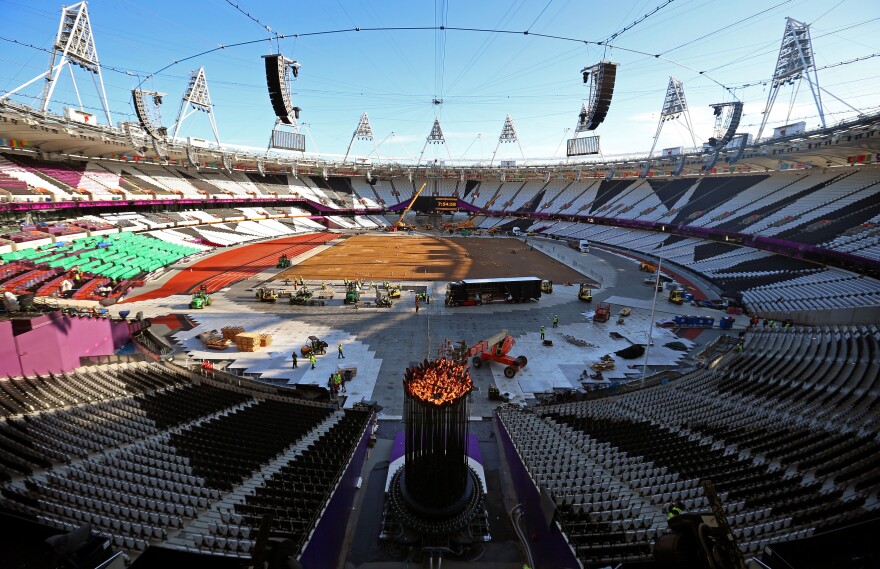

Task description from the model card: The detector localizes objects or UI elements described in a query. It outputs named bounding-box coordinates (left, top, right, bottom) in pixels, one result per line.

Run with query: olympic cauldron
left=389, top=358, right=483, bottom=534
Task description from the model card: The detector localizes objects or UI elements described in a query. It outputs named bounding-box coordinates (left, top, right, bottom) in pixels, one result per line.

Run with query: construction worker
left=540, top=326, right=546, bottom=340
left=309, top=353, right=317, bottom=369
left=338, top=343, right=345, bottom=359
left=552, top=315, right=559, bottom=328
left=415, top=297, right=420, bottom=313
left=291, top=352, right=298, bottom=369
left=667, top=502, right=684, bottom=521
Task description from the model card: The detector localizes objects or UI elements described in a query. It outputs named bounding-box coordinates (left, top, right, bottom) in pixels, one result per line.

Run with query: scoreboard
left=435, top=197, right=459, bottom=211
left=409, top=196, right=461, bottom=212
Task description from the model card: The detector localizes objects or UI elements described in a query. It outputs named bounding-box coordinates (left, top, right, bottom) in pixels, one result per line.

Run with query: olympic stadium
left=0, top=2, right=878, bottom=568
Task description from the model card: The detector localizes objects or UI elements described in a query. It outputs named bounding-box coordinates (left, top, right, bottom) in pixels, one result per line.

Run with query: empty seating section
left=558, top=181, right=601, bottom=215
left=2, top=154, right=88, bottom=199
left=535, top=180, right=568, bottom=211
left=691, top=173, right=816, bottom=227
left=477, top=168, right=880, bottom=272
left=371, top=180, right=396, bottom=205
left=301, top=176, right=348, bottom=208
left=498, top=325, right=878, bottom=566
left=597, top=179, right=658, bottom=219
left=0, top=154, right=71, bottom=200
left=503, top=181, right=542, bottom=211
left=0, top=361, right=368, bottom=557
left=437, top=179, right=458, bottom=197
left=589, top=179, right=639, bottom=215
left=252, top=175, right=286, bottom=196
left=0, top=362, right=180, bottom=418
left=349, top=178, right=381, bottom=208
left=666, top=175, right=769, bottom=224
left=2, top=206, right=335, bottom=297
left=202, top=172, right=265, bottom=197
left=742, top=268, right=880, bottom=313
left=76, top=163, right=123, bottom=200
left=524, top=210, right=880, bottom=314
left=147, top=229, right=212, bottom=251
left=0, top=232, right=201, bottom=286
left=105, top=165, right=176, bottom=197
left=166, top=400, right=331, bottom=491
left=133, top=166, right=203, bottom=198
left=230, top=409, right=370, bottom=553
left=470, top=182, right=501, bottom=209
left=499, top=410, right=658, bottom=566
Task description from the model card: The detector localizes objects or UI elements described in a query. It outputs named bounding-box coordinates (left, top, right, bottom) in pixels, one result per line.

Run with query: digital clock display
left=435, top=198, right=459, bottom=211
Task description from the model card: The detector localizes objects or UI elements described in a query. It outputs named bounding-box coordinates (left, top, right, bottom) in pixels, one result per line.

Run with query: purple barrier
left=298, top=412, right=373, bottom=569
left=0, top=197, right=385, bottom=216
left=494, top=413, right=580, bottom=568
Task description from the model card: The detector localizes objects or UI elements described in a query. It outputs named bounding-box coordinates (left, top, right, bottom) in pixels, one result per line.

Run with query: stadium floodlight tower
left=756, top=17, right=824, bottom=141
left=567, top=61, right=618, bottom=160
left=343, top=112, right=379, bottom=163
left=417, top=118, right=451, bottom=166
left=0, top=1, right=112, bottom=125
left=646, top=77, right=697, bottom=177
left=171, top=67, right=221, bottom=146
left=490, top=115, right=525, bottom=167
left=264, top=54, right=306, bottom=153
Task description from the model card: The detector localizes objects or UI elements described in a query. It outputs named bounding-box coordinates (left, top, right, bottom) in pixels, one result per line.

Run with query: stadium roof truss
left=1, top=95, right=878, bottom=174
left=490, top=115, right=525, bottom=166
left=0, top=1, right=112, bottom=126
left=648, top=77, right=697, bottom=159
left=343, top=112, right=379, bottom=163
left=417, top=118, right=452, bottom=165
left=171, top=67, right=220, bottom=146
left=757, top=18, right=823, bottom=141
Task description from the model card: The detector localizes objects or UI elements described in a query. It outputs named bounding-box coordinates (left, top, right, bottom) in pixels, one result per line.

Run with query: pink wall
left=0, top=320, right=23, bottom=377
left=2, top=313, right=131, bottom=376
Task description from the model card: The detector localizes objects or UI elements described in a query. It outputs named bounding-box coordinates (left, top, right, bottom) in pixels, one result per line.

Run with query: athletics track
left=124, top=232, right=336, bottom=301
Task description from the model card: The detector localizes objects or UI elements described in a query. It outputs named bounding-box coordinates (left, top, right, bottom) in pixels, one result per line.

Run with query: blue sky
left=1, top=0, right=878, bottom=163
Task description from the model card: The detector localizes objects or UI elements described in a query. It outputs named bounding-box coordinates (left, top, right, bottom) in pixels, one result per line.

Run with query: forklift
left=668, top=287, right=685, bottom=305
left=578, top=283, right=593, bottom=303
left=256, top=288, right=278, bottom=303
left=541, top=280, right=553, bottom=294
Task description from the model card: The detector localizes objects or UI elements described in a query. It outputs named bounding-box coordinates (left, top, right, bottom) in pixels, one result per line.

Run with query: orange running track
left=125, top=232, right=336, bottom=301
